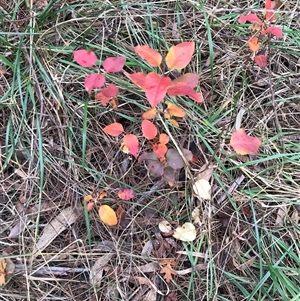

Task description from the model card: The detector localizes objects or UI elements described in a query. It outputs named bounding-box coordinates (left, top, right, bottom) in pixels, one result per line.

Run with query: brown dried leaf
left=90, top=253, right=114, bottom=287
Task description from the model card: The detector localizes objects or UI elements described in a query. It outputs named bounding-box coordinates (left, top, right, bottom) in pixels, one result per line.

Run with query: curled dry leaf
left=193, top=179, right=211, bottom=200
left=158, top=220, right=172, bottom=233
left=90, top=253, right=114, bottom=287
left=173, top=222, right=196, bottom=242
left=192, top=206, right=201, bottom=224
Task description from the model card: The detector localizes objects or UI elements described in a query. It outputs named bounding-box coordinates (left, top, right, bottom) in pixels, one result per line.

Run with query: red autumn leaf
left=265, top=0, right=276, bottom=21
left=86, top=202, right=95, bottom=211
left=141, top=120, right=158, bottom=140
left=95, top=91, right=110, bottom=105
left=230, top=128, right=262, bottom=155
left=118, top=189, right=135, bottom=200
left=103, top=122, right=124, bottom=137
left=73, top=49, right=98, bottom=67
left=142, top=108, right=158, bottom=120
left=124, top=71, right=147, bottom=90
left=123, top=134, right=139, bottom=158
left=261, top=26, right=283, bottom=38
left=173, top=73, right=199, bottom=88
left=167, top=82, right=203, bottom=103
left=166, top=41, right=195, bottom=70
left=102, top=83, right=119, bottom=98
left=238, top=13, right=263, bottom=25
left=145, top=72, right=172, bottom=107
left=153, top=143, right=168, bottom=159
left=99, top=205, right=118, bottom=226
left=159, top=133, right=169, bottom=145
left=254, top=52, right=268, bottom=69
left=248, top=36, right=260, bottom=52
left=103, top=56, right=126, bottom=73
left=165, top=102, right=186, bottom=118
left=84, top=74, right=105, bottom=94
left=134, top=45, right=162, bottom=67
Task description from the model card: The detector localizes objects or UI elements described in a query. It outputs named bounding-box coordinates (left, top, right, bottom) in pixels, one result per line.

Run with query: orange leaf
left=230, top=128, right=262, bottom=155
left=169, top=119, right=179, bottom=127
left=145, top=72, right=172, bottom=107
left=172, top=73, right=199, bottom=88
left=165, top=42, right=195, bottom=70
left=153, top=143, right=168, bottom=159
left=159, top=259, right=178, bottom=283
left=142, top=108, right=158, bottom=120
left=142, top=120, right=157, bottom=140
left=124, top=71, right=147, bottom=90
left=99, top=191, right=108, bottom=200
left=159, top=133, right=169, bottom=145
left=248, top=36, right=260, bottom=52
left=165, top=102, right=186, bottom=118
left=123, top=134, right=139, bottom=158
left=84, top=194, right=94, bottom=202
left=167, top=82, right=203, bottom=103
left=134, top=45, right=162, bottom=67
left=95, top=91, right=110, bottom=106
left=109, top=98, right=118, bottom=109
left=103, top=122, right=124, bottom=137
left=254, top=52, right=268, bottom=69
left=98, top=205, right=118, bottom=226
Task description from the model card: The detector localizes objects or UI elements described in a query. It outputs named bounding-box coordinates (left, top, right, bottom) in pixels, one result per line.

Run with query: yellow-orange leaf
left=103, top=122, right=124, bottom=137
left=165, top=102, right=186, bottom=118
left=142, top=108, right=158, bottom=120
left=0, top=258, right=6, bottom=285
left=84, top=194, right=93, bottom=202
left=98, top=205, right=118, bottom=226
left=165, top=42, right=195, bottom=70
left=248, top=36, right=260, bottom=52
left=230, top=128, right=262, bottom=155
left=134, top=45, right=162, bottom=67
left=159, top=133, right=169, bottom=145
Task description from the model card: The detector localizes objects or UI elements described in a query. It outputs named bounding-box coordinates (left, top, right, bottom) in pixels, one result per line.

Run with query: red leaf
left=118, top=189, right=135, bottom=200
left=124, top=71, right=147, bottom=90
left=134, top=45, right=162, bottom=67
left=103, top=122, right=124, bottom=137
left=73, top=49, right=97, bottom=67
left=165, top=42, right=195, bottom=70
left=173, top=73, right=199, bottom=88
left=123, top=134, right=139, bottom=158
left=230, top=128, right=262, bottom=155
left=102, top=83, right=119, bottom=98
left=261, top=26, right=283, bottom=38
left=265, top=0, right=276, bottom=21
left=145, top=72, right=172, bottom=107
left=141, top=120, right=158, bottom=140
left=84, top=74, right=105, bottom=94
left=238, top=14, right=262, bottom=24
left=254, top=52, right=268, bottom=69
left=95, top=91, right=110, bottom=106
left=153, top=143, right=168, bottom=159
left=167, top=82, right=203, bottom=103
left=159, top=133, right=169, bottom=145
left=103, top=56, right=126, bottom=73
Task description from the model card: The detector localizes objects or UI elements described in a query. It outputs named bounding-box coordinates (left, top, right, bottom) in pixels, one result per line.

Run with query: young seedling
left=238, top=0, right=283, bottom=68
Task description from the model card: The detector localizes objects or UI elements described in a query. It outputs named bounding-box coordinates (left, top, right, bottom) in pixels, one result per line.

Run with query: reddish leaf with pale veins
left=102, top=83, right=119, bottom=98
left=165, top=42, right=195, bottom=70
left=265, top=0, right=276, bottom=21
left=84, top=74, right=105, bottom=94
left=230, top=128, right=262, bottom=155
left=142, top=120, right=158, bottom=140
left=103, top=122, right=124, bottom=137
left=238, top=13, right=262, bottom=24
left=95, top=91, right=110, bottom=106
left=118, top=189, right=135, bottom=200
left=145, top=72, right=172, bottom=107
left=254, top=52, right=268, bottom=69
left=167, top=82, right=203, bottom=103
left=134, top=45, right=162, bottom=67
left=73, top=49, right=97, bottom=67
left=123, top=134, right=139, bottom=158
left=173, top=73, right=199, bottom=88
left=261, top=26, right=283, bottom=38
left=124, top=71, right=147, bottom=90
left=103, top=56, right=126, bottom=73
